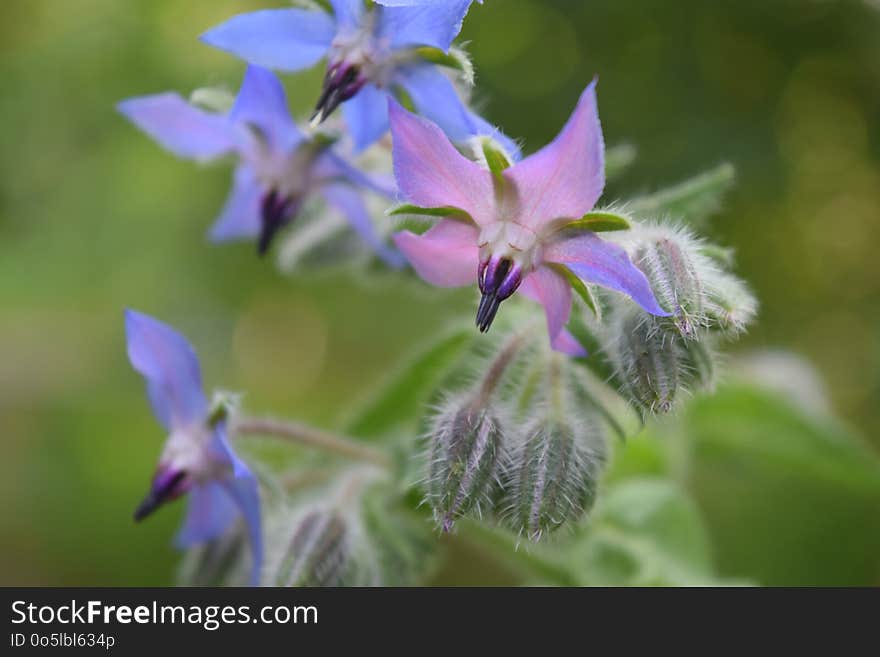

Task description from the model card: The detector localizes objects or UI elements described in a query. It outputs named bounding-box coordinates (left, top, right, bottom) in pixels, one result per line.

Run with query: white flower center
left=160, top=425, right=227, bottom=484
left=477, top=221, right=542, bottom=273
left=329, top=13, right=397, bottom=88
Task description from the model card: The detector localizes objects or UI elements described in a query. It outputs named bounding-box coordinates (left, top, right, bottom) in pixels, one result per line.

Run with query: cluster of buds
left=423, top=333, right=607, bottom=540
left=608, top=224, right=756, bottom=416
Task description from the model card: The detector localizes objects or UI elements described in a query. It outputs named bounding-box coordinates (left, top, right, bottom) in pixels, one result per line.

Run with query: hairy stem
left=547, top=352, right=567, bottom=419
left=476, top=325, right=536, bottom=405
left=232, top=416, right=391, bottom=468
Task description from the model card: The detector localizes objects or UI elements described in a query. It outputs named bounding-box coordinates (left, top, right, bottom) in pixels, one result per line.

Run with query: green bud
left=502, top=416, right=605, bottom=541
left=616, top=311, right=682, bottom=415
left=360, top=487, right=438, bottom=586
left=704, top=269, right=757, bottom=337
left=177, top=529, right=247, bottom=586
left=425, top=396, right=505, bottom=532
left=634, top=230, right=706, bottom=339
left=275, top=509, right=348, bottom=587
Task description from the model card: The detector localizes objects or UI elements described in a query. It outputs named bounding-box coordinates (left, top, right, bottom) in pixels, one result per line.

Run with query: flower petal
left=506, top=80, right=604, bottom=230
left=314, top=150, right=397, bottom=198
left=389, top=100, right=493, bottom=223
left=552, top=328, right=588, bottom=357
left=229, top=65, right=302, bottom=152
left=393, top=219, right=479, bottom=286
left=125, top=309, right=207, bottom=430
left=175, top=481, right=237, bottom=548
left=117, top=93, right=235, bottom=161
left=328, top=0, right=364, bottom=27
left=209, top=166, right=264, bottom=242
left=378, top=0, right=476, bottom=52
left=341, top=83, right=390, bottom=152
left=543, top=231, right=670, bottom=316
left=395, top=64, right=520, bottom=160
left=208, top=424, right=252, bottom=480
left=220, top=473, right=263, bottom=586
left=376, top=0, right=482, bottom=4
left=518, top=266, right=586, bottom=356
left=321, top=182, right=406, bottom=267
left=200, top=9, right=335, bottom=73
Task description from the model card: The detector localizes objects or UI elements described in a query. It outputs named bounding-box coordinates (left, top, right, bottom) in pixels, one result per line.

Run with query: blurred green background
left=1, top=0, right=879, bottom=586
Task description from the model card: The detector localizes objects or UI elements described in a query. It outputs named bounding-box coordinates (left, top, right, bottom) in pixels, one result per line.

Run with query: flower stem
left=232, top=416, right=391, bottom=468
left=547, top=351, right=567, bottom=418
left=476, top=325, right=536, bottom=405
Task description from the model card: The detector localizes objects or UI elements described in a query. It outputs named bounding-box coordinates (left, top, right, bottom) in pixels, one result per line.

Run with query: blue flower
left=118, top=65, right=402, bottom=262
left=125, top=309, right=263, bottom=585
left=200, top=1, right=516, bottom=155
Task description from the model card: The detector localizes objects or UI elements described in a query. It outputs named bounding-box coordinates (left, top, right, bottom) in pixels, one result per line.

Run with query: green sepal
left=190, top=86, right=235, bottom=114
left=479, top=137, right=513, bottom=181
left=387, top=203, right=472, bottom=221
left=564, top=211, right=632, bottom=233
left=550, top=263, right=602, bottom=319
left=414, top=46, right=475, bottom=86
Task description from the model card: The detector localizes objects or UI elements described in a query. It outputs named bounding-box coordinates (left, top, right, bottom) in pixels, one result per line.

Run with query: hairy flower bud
left=361, top=488, right=437, bottom=586
left=274, top=509, right=349, bottom=587
left=704, top=269, right=757, bottom=337
left=425, top=396, right=505, bottom=531
left=634, top=229, right=709, bottom=339
left=616, top=311, right=683, bottom=415
left=501, top=416, right=605, bottom=541
left=177, top=528, right=248, bottom=586
left=682, top=337, right=716, bottom=391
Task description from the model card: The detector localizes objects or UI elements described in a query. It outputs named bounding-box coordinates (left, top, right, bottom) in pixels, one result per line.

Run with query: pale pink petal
left=518, top=265, right=584, bottom=355
left=505, top=81, right=604, bottom=230
left=392, top=219, right=479, bottom=287
left=389, top=101, right=494, bottom=225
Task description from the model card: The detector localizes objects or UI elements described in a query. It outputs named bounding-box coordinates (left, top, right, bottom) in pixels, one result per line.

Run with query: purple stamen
left=258, top=189, right=297, bottom=256
left=311, top=61, right=367, bottom=125
left=133, top=468, right=189, bottom=522
left=476, top=256, right=523, bottom=333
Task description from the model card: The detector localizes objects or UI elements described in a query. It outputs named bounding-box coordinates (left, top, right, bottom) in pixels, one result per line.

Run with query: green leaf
left=629, top=162, right=735, bottom=227
left=566, top=309, right=618, bottom=384
left=361, top=484, right=440, bottom=586
left=549, top=263, right=601, bottom=319
left=604, top=143, right=637, bottom=181
left=564, top=478, right=743, bottom=585
left=556, top=210, right=632, bottom=234
left=682, top=381, right=880, bottom=585
left=568, top=365, right=632, bottom=443
left=344, top=327, right=473, bottom=440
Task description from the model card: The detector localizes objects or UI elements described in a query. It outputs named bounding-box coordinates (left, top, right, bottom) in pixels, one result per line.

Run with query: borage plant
left=119, top=0, right=756, bottom=586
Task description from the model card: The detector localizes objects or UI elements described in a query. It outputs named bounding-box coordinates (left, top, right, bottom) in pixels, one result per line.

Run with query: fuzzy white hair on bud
left=613, top=310, right=685, bottom=416
left=629, top=224, right=718, bottom=340
left=423, top=394, right=507, bottom=532
left=703, top=268, right=758, bottom=337
left=501, top=410, right=606, bottom=542
left=273, top=507, right=350, bottom=587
